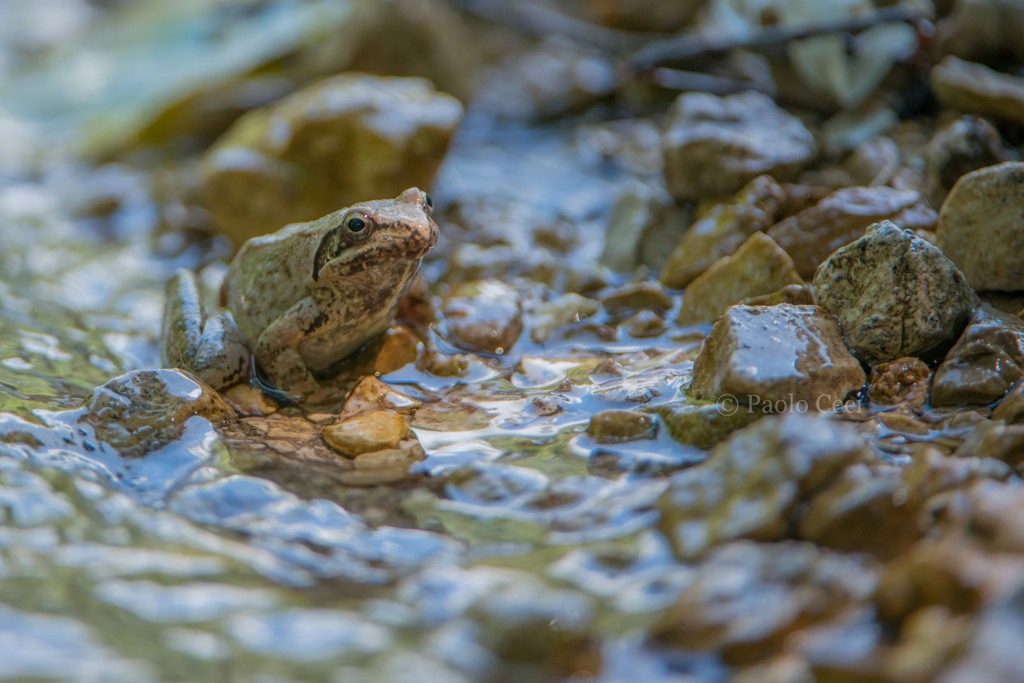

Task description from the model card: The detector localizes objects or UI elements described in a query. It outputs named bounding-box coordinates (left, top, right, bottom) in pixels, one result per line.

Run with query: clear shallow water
left=0, top=9, right=714, bottom=678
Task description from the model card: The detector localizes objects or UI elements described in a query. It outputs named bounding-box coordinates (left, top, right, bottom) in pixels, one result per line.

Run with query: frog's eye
left=423, top=192, right=433, bottom=214
left=344, top=213, right=369, bottom=234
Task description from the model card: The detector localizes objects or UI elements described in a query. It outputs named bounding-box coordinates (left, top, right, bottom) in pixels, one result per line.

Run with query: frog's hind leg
left=161, top=269, right=250, bottom=390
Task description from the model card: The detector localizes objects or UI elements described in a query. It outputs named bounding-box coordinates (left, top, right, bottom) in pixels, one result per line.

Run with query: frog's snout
left=397, top=187, right=432, bottom=214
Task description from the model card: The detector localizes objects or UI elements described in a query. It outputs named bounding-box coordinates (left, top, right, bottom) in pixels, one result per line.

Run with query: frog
left=161, top=187, right=437, bottom=400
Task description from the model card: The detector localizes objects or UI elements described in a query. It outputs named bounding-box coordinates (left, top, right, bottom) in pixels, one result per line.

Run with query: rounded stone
left=813, top=220, right=979, bottom=364
left=322, top=410, right=411, bottom=457
left=936, top=161, right=1024, bottom=292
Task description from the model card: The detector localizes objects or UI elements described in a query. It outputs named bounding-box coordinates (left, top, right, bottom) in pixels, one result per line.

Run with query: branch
left=628, top=5, right=931, bottom=71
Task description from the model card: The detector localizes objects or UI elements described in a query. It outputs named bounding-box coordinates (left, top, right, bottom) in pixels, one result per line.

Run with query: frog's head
left=312, top=187, right=438, bottom=282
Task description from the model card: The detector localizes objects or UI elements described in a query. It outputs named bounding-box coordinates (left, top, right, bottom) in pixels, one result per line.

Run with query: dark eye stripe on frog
left=312, top=213, right=374, bottom=280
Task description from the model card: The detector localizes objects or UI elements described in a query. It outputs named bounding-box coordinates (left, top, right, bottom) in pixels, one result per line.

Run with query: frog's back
left=223, top=222, right=323, bottom=342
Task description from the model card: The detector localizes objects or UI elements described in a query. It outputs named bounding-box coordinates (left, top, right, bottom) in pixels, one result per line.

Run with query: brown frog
left=161, top=188, right=437, bottom=399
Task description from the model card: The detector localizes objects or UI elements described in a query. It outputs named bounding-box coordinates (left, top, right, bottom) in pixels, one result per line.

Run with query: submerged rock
left=658, top=413, right=871, bottom=559
left=993, top=380, right=1024, bottom=423
left=586, top=409, right=657, bottom=444
left=813, top=221, right=979, bottom=364
left=442, top=280, right=524, bottom=356
left=662, top=92, right=817, bottom=203
left=83, top=369, right=235, bottom=458
left=767, top=186, right=937, bottom=279
left=932, top=306, right=1024, bottom=407
left=924, top=115, right=1007, bottom=207
left=659, top=175, right=793, bottom=289
left=677, top=232, right=803, bottom=326
left=690, top=304, right=866, bottom=412
left=201, top=74, right=463, bottom=243
left=647, top=401, right=762, bottom=450
left=936, top=161, right=1024, bottom=292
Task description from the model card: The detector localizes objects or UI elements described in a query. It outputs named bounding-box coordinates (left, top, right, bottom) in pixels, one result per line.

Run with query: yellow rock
left=677, top=232, right=802, bottom=326
left=322, top=410, right=410, bottom=457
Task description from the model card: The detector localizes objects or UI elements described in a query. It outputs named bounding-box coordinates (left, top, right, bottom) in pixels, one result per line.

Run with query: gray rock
left=931, top=305, right=1024, bottom=407
left=442, top=280, right=523, bottom=355
left=936, top=161, right=1024, bottom=292
left=662, top=92, right=817, bottom=203
left=690, top=304, right=866, bottom=412
left=931, top=56, right=1024, bottom=125
left=813, top=220, right=979, bottom=364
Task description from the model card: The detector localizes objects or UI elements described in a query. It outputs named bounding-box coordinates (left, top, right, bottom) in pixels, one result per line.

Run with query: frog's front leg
left=161, top=269, right=250, bottom=390
left=252, top=297, right=325, bottom=398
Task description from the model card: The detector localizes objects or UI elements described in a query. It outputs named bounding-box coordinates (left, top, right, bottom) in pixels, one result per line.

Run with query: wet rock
left=738, top=284, right=815, bottom=308
left=993, top=380, right=1024, bottom=423
left=799, top=464, right=919, bottom=559
left=869, top=357, right=931, bottom=413
left=341, top=375, right=421, bottom=416
left=586, top=410, right=657, bottom=444
left=648, top=401, right=763, bottom=450
left=767, top=186, right=937, bottom=279
left=82, top=370, right=235, bottom=458
left=659, top=175, right=792, bottom=289
left=652, top=540, right=876, bottom=665
left=936, top=161, right=1024, bottom=292
left=600, top=280, right=672, bottom=314
left=875, top=538, right=1009, bottom=623
left=952, top=420, right=1024, bottom=471
left=924, top=115, right=1007, bottom=207
left=600, top=184, right=670, bottom=273
left=677, top=232, right=803, bottom=326
left=659, top=413, right=871, bottom=559
left=322, top=410, right=410, bottom=457
left=201, top=74, right=463, bottom=243
left=690, top=304, right=866, bottom=412
left=931, top=56, right=1024, bottom=124
left=662, top=92, right=817, bottom=203
left=371, top=326, right=422, bottom=375
left=442, top=280, right=524, bottom=356
left=620, top=310, right=667, bottom=338
left=813, top=221, right=979, bottom=364
left=530, top=293, right=601, bottom=344
left=936, top=480, right=1024, bottom=554
left=932, top=306, right=1024, bottom=407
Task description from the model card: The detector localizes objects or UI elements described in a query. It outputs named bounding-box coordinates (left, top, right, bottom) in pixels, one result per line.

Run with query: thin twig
left=628, top=5, right=931, bottom=71
left=642, top=67, right=776, bottom=98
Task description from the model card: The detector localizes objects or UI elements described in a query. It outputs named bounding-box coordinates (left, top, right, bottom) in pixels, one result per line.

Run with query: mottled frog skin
left=161, top=188, right=437, bottom=399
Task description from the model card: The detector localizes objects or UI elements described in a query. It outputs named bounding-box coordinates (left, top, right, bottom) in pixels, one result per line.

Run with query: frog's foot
left=161, top=269, right=250, bottom=391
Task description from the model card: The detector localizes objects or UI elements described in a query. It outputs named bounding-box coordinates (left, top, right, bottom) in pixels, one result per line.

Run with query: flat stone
left=936, top=161, right=1024, bottom=292
left=677, top=232, right=803, bottom=326
left=924, top=115, right=1006, bottom=207
left=442, top=279, right=523, bottom=355
left=767, top=186, right=937, bottom=279
left=813, top=220, right=979, bottom=364
left=659, top=175, right=792, bottom=289
left=690, top=304, right=866, bottom=412
left=869, top=357, right=931, bottom=414
left=953, top=420, right=1024, bottom=471
left=662, top=92, right=817, bottom=203
left=932, top=306, right=1024, bottom=407
left=931, top=56, right=1024, bottom=124
left=322, top=410, right=411, bottom=457
left=658, top=413, right=872, bottom=559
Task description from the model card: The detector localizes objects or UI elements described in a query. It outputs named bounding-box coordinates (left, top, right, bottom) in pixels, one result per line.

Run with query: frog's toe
left=187, top=313, right=251, bottom=390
